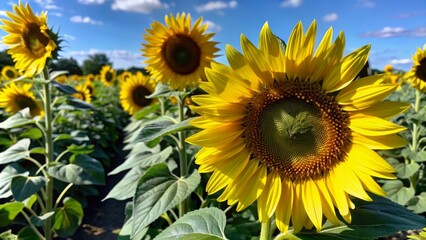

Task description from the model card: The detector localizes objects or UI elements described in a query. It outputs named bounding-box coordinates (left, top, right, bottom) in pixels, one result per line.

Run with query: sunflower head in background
left=1, top=66, right=19, bottom=81
left=405, top=44, right=426, bottom=92
left=0, top=82, right=44, bottom=117
left=73, top=84, right=91, bottom=103
left=0, top=2, right=57, bottom=77
left=85, top=73, right=96, bottom=83
left=119, top=71, right=133, bottom=84
left=84, top=81, right=95, bottom=96
left=141, top=12, right=219, bottom=90
left=100, top=65, right=117, bottom=86
left=120, top=71, right=155, bottom=115
left=186, top=21, right=409, bottom=233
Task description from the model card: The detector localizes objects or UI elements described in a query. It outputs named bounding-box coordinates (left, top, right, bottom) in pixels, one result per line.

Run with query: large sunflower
left=141, top=13, right=219, bottom=90
left=405, top=44, right=426, bottom=92
left=1, top=66, right=19, bottom=81
left=100, top=65, right=116, bottom=86
left=120, top=72, right=155, bottom=115
left=0, top=2, right=57, bottom=77
left=0, top=82, right=44, bottom=117
left=186, top=21, right=409, bottom=233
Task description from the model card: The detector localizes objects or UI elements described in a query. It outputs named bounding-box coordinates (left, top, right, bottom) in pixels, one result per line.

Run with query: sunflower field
left=0, top=2, right=426, bottom=240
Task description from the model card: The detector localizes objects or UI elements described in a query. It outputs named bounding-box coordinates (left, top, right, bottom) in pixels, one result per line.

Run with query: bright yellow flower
left=100, top=65, right=116, bottom=86
left=0, top=82, right=44, bottom=117
left=119, top=71, right=133, bottom=83
left=73, top=83, right=91, bottom=103
left=120, top=72, right=155, bottom=115
left=186, top=21, right=409, bottom=233
left=1, top=66, right=19, bottom=81
left=384, top=64, right=393, bottom=73
left=85, top=73, right=95, bottom=82
left=142, top=12, right=219, bottom=90
left=0, top=2, right=57, bottom=77
left=405, top=44, right=426, bottom=92
left=84, top=81, right=95, bottom=96
left=55, top=74, right=68, bottom=84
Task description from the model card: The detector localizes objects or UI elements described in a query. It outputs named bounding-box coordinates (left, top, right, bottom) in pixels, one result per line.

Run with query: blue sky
left=0, top=0, right=425, bottom=72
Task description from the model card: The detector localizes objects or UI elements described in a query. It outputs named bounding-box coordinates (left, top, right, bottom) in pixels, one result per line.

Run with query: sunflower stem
left=41, top=67, right=54, bottom=240
left=177, top=94, right=189, bottom=217
left=409, top=90, right=422, bottom=189
left=260, top=218, right=272, bottom=240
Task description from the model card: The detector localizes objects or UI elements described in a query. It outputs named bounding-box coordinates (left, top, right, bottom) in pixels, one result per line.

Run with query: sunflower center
left=161, top=34, right=201, bottom=75
left=415, top=58, right=426, bottom=81
left=246, top=81, right=351, bottom=180
left=15, top=95, right=37, bottom=112
left=5, top=69, right=16, bottom=79
left=132, top=86, right=153, bottom=107
left=22, top=23, right=50, bottom=57
left=105, top=71, right=114, bottom=82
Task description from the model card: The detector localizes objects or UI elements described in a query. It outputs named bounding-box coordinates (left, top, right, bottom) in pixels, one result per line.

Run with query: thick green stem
left=177, top=96, right=188, bottom=217
left=41, top=68, right=54, bottom=240
left=260, top=218, right=272, bottom=240
left=409, top=90, right=422, bottom=190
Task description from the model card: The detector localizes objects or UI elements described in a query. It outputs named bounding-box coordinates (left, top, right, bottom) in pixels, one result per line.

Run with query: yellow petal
left=236, top=164, right=267, bottom=211
left=332, top=161, right=372, bottom=201
left=355, top=101, right=410, bottom=120
left=259, top=22, right=285, bottom=73
left=302, top=178, right=323, bottom=231
left=275, top=178, right=293, bottom=233
left=258, top=172, right=282, bottom=222
left=349, top=113, right=406, bottom=136
left=186, top=123, right=243, bottom=147
left=206, top=170, right=231, bottom=194
left=314, top=178, right=340, bottom=225
left=326, top=172, right=350, bottom=221
left=351, top=131, right=408, bottom=150
left=291, top=181, right=308, bottom=233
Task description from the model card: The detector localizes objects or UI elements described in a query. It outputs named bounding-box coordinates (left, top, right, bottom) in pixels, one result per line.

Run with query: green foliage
left=50, top=57, right=82, bottom=75
left=82, top=53, right=112, bottom=75
left=0, top=50, right=14, bottom=70
left=52, top=198, right=84, bottom=237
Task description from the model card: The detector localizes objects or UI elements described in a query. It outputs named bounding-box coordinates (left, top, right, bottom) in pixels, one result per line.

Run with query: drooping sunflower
left=1, top=66, right=19, bottom=81
left=141, top=12, right=219, bottom=90
left=405, top=44, right=426, bottom=92
left=186, top=21, right=409, bottom=233
left=120, top=72, right=155, bottom=115
left=0, top=2, right=57, bottom=77
left=100, top=65, right=116, bottom=86
left=0, top=82, right=44, bottom=117
left=119, top=71, right=133, bottom=83
left=73, top=83, right=91, bottom=103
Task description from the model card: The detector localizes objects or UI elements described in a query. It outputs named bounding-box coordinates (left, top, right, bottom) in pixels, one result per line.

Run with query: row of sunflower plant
left=0, top=1, right=426, bottom=240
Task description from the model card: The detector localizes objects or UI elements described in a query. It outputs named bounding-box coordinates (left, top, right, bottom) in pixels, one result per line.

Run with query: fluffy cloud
left=357, top=0, right=374, bottom=8
left=363, top=26, right=426, bottom=38
left=34, top=0, right=61, bottom=10
left=204, top=20, right=222, bottom=32
left=63, top=34, right=76, bottom=41
left=68, top=49, right=143, bottom=69
left=389, top=58, right=411, bottom=65
left=323, top=13, right=338, bottom=22
left=280, top=0, right=302, bottom=7
left=195, top=1, right=237, bottom=12
left=70, top=15, right=103, bottom=25
left=111, top=0, right=168, bottom=14
left=0, top=11, right=7, bottom=17
left=78, top=0, right=105, bottom=4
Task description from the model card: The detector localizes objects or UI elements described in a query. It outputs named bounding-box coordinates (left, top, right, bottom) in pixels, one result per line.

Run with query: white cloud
left=112, top=0, right=168, bottom=14
left=63, top=34, right=76, bottom=41
left=280, top=0, right=302, bottom=7
left=358, top=0, right=374, bottom=8
left=389, top=59, right=411, bottom=65
left=68, top=49, right=143, bottom=69
left=412, top=27, right=426, bottom=37
left=0, top=43, right=8, bottom=51
left=363, top=26, right=406, bottom=38
left=196, top=1, right=237, bottom=12
left=70, top=15, right=103, bottom=25
left=78, top=0, right=105, bottom=4
left=204, top=20, right=222, bottom=32
left=323, top=13, right=338, bottom=22
left=34, top=0, right=61, bottom=10
left=49, top=12, right=63, bottom=17
left=0, top=11, right=7, bottom=17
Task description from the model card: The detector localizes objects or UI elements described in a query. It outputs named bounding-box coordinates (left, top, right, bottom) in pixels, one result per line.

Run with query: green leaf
left=23, top=194, right=37, bottom=209
left=30, top=211, right=55, bottom=227
left=30, top=147, right=45, bottom=155
left=67, top=144, right=94, bottom=155
left=134, top=118, right=196, bottom=143
left=52, top=80, right=78, bottom=94
left=131, top=163, right=201, bottom=238
left=0, top=230, right=17, bottom=240
left=146, top=82, right=173, bottom=98
left=415, top=150, right=426, bottom=162
left=388, top=158, right=420, bottom=179
left=118, top=203, right=148, bottom=240
left=0, top=109, right=35, bottom=129
left=11, top=176, right=46, bottom=202
left=53, top=133, right=73, bottom=142
left=0, top=202, right=24, bottom=227
left=0, top=164, right=28, bottom=199
left=18, top=128, right=42, bottom=140
left=67, top=97, right=97, bottom=110
left=109, top=146, right=172, bottom=175
left=17, top=227, right=41, bottom=240
left=49, top=71, right=69, bottom=81
left=288, top=195, right=426, bottom=240
left=48, top=155, right=104, bottom=185
left=0, top=139, right=30, bottom=165
left=104, top=167, right=146, bottom=201
left=53, top=197, right=84, bottom=238
left=382, top=180, right=415, bottom=206
left=154, top=208, right=227, bottom=240
left=407, top=192, right=426, bottom=214
left=133, top=104, right=160, bottom=120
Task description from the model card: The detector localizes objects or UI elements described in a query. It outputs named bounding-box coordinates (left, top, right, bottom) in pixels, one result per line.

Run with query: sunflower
left=73, top=83, right=91, bottom=103
left=384, top=64, right=393, bottom=73
left=1, top=66, right=19, bottom=81
left=119, top=71, right=133, bottom=83
left=141, top=12, right=219, bottom=90
left=0, top=82, right=44, bottom=117
left=405, top=44, right=426, bottom=92
left=100, top=65, right=116, bottom=86
left=55, top=74, right=68, bottom=84
left=84, top=81, right=95, bottom=96
left=186, top=21, right=409, bottom=233
left=0, top=2, right=57, bottom=77
left=120, top=72, right=155, bottom=115
left=85, top=73, right=95, bottom=82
